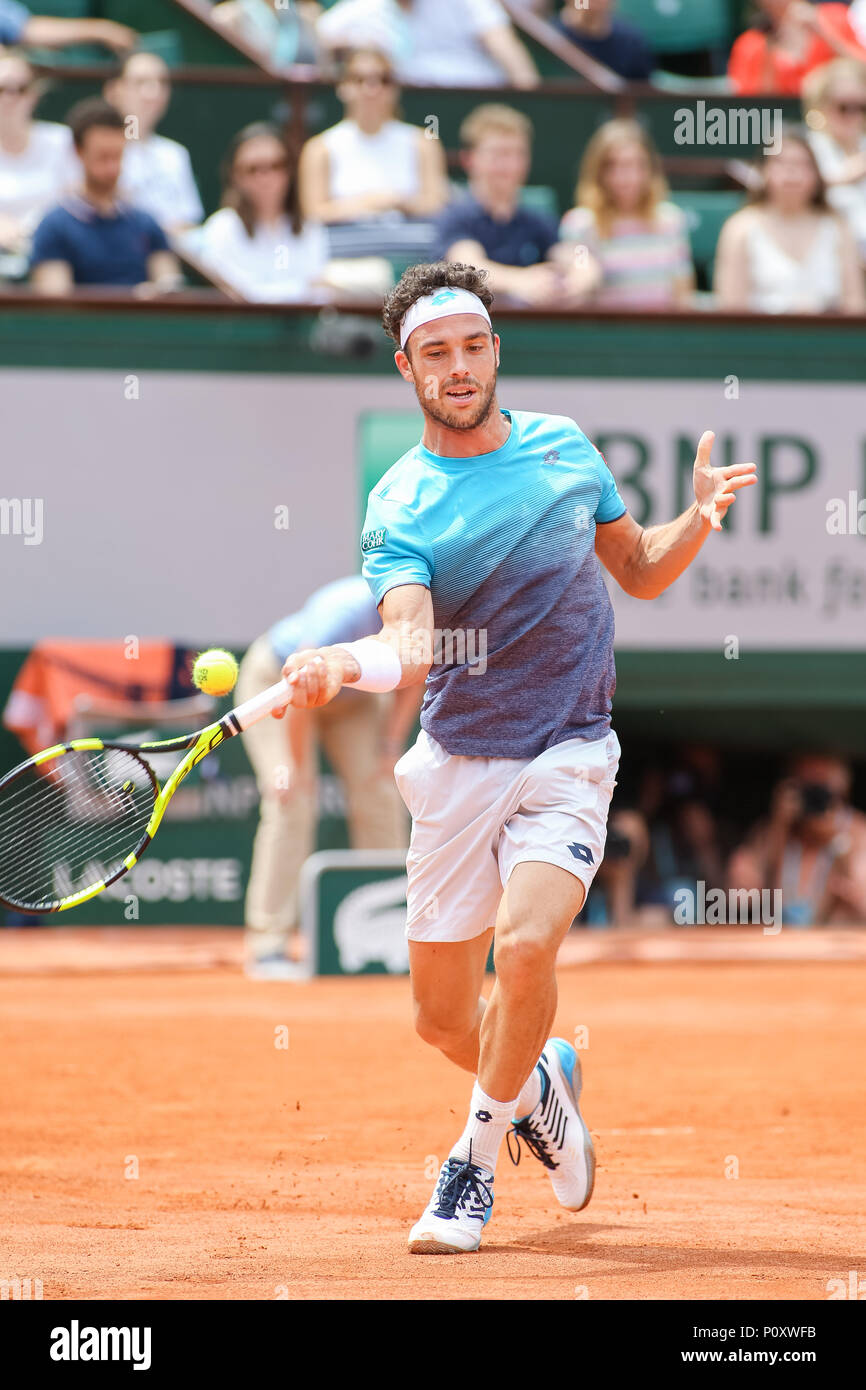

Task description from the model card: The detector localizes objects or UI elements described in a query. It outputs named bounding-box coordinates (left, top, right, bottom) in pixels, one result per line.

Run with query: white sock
left=450, top=1080, right=520, bottom=1175
left=514, top=1062, right=543, bottom=1121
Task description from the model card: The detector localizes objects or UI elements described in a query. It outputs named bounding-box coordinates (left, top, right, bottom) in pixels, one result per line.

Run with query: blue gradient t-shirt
left=361, top=409, right=626, bottom=758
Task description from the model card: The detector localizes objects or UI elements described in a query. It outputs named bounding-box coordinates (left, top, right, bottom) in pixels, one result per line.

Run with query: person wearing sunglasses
left=191, top=122, right=332, bottom=302
left=0, top=51, right=78, bottom=262
left=803, top=58, right=866, bottom=263
left=298, top=47, right=448, bottom=261
left=714, top=124, right=864, bottom=313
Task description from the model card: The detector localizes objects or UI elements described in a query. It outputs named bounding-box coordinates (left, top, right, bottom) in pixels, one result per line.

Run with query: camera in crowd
left=798, top=782, right=838, bottom=818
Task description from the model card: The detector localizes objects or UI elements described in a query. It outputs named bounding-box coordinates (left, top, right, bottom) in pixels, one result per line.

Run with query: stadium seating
left=520, top=183, right=561, bottom=221
left=616, top=0, right=734, bottom=55
left=103, top=0, right=256, bottom=65
left=22, top=0, right=92, bottom=15
left=668, top=188, right=745, bottom=284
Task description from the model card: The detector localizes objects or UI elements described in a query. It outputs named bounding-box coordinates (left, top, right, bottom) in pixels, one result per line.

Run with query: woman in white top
left=298, top=46, right=447, bottom=257
left=0, top=51, right=77, bottom=254
left=802, top=59, right=866, bottom=264
left=193, top=123, right=330, bottom=303
left=315, top=0, right=538, bottom=89
left=714, top=127, right=865, bottom=314
left=103, top=51, right=203, bottom=234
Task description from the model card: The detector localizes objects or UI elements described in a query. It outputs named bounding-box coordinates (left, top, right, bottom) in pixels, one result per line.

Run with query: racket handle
left=230, top=678, right=294, bottom=732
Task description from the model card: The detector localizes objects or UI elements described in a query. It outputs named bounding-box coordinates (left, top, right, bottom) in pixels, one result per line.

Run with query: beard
left=412, top=369, right=498, bottom=432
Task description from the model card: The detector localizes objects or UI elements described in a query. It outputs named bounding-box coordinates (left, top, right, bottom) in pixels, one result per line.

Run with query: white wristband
left=340, top=638, right=402, bottom=692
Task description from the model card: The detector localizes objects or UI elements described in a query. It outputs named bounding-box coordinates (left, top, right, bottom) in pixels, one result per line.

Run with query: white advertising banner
left=1, top=371, right=863, bottom=650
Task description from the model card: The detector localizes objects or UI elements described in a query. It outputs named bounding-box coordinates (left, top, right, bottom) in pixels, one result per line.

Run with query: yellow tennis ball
left=192, top=648, right=239, bottom=697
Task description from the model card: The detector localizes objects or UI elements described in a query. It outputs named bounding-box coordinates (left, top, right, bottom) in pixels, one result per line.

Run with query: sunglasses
left=236, top=157, right=289, bottom=177
left=831, top=101, right=866, bottom=116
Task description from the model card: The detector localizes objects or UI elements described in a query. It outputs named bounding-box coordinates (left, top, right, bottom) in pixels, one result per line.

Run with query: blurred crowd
left=0, top=2, right=864, bottom=309
left=591, top=745, right=866, bottom=927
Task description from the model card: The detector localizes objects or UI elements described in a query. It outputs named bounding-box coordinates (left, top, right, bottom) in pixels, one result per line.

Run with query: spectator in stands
left=211, top=0, right=319, bottom=68
left=714, top=127, right=865, bottom=312
left=0, top=1, right=135, bottom=54
left=191, top=122, right=332, bottom=302
left=639, top=744, right=730, bottom=914
left=728, top=0, right=866, bottom=97
left=298, top=46, right=448, bottom=263
left=30, top=99, right=180, bottom=296
left=559, top=119, right=695, bottom=308
left=103, top=52, right=203, bottom=235
left=589, top=807, right=663, bottom=926
left=237, top=574, right=420, bottom=978
left=0, top=52, right=77, bottom=258
left=316, top=0, right=539, bottom=89
left=728, top=752, right=866, bottom=925
left=435, top=103, right=598, bottom=306
left=803, top=59, right=866, bottom=263
left=553, top=0, right=654, bottom=82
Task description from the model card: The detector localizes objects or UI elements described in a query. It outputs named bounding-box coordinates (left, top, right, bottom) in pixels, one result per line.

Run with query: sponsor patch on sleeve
left=360, top=527, right=388, bottom=552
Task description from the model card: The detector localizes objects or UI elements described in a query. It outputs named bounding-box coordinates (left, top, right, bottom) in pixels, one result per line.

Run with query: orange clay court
left=1, top=927, right=864, bottom=1302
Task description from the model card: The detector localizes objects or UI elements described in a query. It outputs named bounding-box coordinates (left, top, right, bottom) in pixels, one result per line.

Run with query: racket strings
left=0, top=761, right=153, bottom=904
left=0, top=763, right=118, bottom=826
left=0, top=748, right=157, bottom=910
left=0, top=756, right=144, bottom=845
left=0, top=760, right=149, bottom=878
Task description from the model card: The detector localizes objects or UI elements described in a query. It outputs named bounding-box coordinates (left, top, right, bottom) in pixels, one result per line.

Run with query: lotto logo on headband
left=399, top=287, right=492, bottom=350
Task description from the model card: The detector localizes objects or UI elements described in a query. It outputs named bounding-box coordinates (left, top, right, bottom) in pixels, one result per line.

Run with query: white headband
left=399, top=288, right=491, bottom=350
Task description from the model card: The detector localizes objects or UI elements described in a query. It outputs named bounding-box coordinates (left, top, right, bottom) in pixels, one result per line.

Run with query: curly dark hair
left=382, top=261, right=494, bottom=349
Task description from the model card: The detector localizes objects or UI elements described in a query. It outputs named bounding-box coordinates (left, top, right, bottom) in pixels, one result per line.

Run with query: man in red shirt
left=729, top=0, right=866, bottom=96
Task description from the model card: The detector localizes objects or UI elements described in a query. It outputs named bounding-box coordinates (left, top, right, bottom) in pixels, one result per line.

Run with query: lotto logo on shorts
left=568, top=843, right=594, bottom=865
left=361, top=527, right=388, bottom=552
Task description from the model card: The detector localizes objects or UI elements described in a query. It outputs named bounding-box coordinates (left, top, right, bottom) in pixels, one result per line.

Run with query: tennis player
left=273, top=262, right=756, bottom=1254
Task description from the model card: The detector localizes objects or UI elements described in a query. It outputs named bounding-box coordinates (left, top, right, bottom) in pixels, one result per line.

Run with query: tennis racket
left=0, top=676, right=295, bottom=914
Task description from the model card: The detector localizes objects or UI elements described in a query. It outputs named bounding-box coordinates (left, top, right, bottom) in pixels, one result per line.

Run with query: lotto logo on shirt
left=361, top=527, right=388, bottom=552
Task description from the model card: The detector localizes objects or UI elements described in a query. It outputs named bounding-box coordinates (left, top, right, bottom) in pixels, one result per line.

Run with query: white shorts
left=393, top=727, right=620, bottom=943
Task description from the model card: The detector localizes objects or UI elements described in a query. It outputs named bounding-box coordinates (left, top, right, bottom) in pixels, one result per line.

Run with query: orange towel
left=3, top=640, right=199, bottom=756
